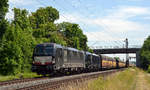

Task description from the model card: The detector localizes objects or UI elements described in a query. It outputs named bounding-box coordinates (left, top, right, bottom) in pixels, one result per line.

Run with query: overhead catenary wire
left=36, top=0, right=123, bottom=47
left=34, top=0, right=127, bottom=48
left=47, top=0, right=117, bottom=46
left=36, top=0, right=72, bottom=22
left=65, top=0, right=124, bottom=46
left=66, top=0, right=122, bottom=47
left=35, top=0, right=110, bottom=48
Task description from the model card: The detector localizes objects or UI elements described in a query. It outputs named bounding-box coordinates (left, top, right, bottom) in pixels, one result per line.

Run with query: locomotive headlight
left=32, top=61, right=35, bottom=63
left=48, top=56, right=52, bottom=60
left=34, top=57, right=39, bottom=61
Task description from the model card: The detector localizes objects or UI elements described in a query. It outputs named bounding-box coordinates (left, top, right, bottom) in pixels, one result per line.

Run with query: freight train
left=32, top=43, right=126, bottom=75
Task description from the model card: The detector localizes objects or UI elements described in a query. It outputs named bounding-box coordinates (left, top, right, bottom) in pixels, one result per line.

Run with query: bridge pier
left=136, top=51, right=140, bottom=67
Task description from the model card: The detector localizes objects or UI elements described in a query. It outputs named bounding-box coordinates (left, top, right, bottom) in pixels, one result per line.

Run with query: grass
left=0, top=72, right=41, bottom=82
left=65, top=67, right=140, bottom=90
left=144, top=69, right=150, bottom=85
left=1, top=67, right=150, bottom=90
left=88, top=68, right=138, bottom=90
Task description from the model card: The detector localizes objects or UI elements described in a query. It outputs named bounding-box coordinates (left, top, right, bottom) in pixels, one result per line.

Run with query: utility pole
left=125, top=38, right=129, bottom=67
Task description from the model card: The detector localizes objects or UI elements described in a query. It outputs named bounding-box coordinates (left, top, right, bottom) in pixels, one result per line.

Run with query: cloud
left=143, top=16, right=150, bottom=20
left=6, top=1, right=150, bottom=46
left=57, top=6, right=150, bottom=33
left=6, top=0, right=42, bottom=20
left=85, top=31, right=120, bottom=42
left=92, top=6, right=150, bottom=33
left=5, top=8, right=14, bottom=21
left=55, top=13, right=81, bottom=23
left=70, top=0, right=81, bottom=8
left=92, top=18, right=148, bottom=32
left=56, top=6, right=150, bottom=46
left=9, top=0, right=36, bottom=6
left=107, top=6, right=150, bottom=19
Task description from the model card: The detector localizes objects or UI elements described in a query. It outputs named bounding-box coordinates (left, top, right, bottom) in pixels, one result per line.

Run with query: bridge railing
left=89, top=45, right=142, bottom=49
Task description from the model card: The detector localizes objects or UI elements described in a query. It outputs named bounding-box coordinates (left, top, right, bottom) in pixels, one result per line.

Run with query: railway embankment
left=65, top=67, right=150, bottom=90
left=0, top=69, right=124, bottom=90
left=0, top=72, right=41, bottom=82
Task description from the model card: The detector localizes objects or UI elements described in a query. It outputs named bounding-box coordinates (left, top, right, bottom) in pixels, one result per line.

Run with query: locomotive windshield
left=34, top=45, right=53, bottom=56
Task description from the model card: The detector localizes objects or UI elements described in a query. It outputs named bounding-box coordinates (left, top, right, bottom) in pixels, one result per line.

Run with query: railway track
left=0, top=68, right=125, bottom=90
left=0, top=73, right=66, bottom=87
left=0, top=77, right=49, bottom=87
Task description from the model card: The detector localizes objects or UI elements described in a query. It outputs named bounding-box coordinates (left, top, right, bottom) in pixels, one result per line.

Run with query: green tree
left=13, top=8, right=36, bottom=72
left=0, top=8, right=36, bottom=75
left=0, top=0, right=10, bottom=74
left=58, top=22, right=88, bottom=50
left=114, top=57, right=120, bottom=60
left=0, top=0, right=8, bottom=20
left=29, top=6, right=59, bottom=29
left=0, top=0, right=9, bottom=39
left=140, top=36, right=150, bottom=69
left=30, top=6, right=66, bottom=45
left=0, top=19, right=8, bottom=39
left=0, top=25, right=24, bottom=75
left=0, top=5, right=90, bottom=75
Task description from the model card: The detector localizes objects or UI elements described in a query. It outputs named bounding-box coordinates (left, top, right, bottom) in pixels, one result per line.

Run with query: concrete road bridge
left=90, top=39, right=142, bottom=67
left=91, top=46, right=141, bottom=67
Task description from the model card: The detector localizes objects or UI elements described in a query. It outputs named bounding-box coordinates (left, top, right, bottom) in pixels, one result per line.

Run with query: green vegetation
left=0, top=72, right=41, bottom=81
left=140, top=36, right=150, bottom=70
left=147, top=65, right=150, bottom=73
left=145, top=70, right=150, bottom=85
left=0, top=1, right=90, bottom=76
left=88, top=68, right=137, bottom=90
left=66, top=67, right=150, bottom=90
left=58, top=22, right=89, bottom=50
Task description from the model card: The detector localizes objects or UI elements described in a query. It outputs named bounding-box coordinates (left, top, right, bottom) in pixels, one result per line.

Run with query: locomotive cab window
left=34, top=46, right=44, bottom=55
left=45, top=46, right=53, bottom=55
left=34, top=45, right=53, bottom=56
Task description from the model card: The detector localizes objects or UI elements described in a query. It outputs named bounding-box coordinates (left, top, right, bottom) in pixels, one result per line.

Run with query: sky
left=6, top=0, right=150, bottom=60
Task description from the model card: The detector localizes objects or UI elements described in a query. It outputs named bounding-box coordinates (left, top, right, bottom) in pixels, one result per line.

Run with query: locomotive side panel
left=54, top=48, right=64, bottom=70
left=62, top=48, right=85, bottom=68
left=85, top=52, right=92, bottom=69
left=92, top=54, right=101, bottom=70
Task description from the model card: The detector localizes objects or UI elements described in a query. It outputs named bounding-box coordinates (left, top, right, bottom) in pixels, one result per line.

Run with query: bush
left=147, top=65, right=150, bottom=73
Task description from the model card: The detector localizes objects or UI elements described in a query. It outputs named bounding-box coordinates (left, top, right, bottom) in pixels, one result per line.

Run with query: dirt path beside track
left=135, top=72, right=150, bottom=90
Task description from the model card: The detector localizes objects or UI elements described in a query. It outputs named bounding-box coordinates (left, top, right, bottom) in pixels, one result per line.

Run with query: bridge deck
left=93, top=48, right=141, bottom=54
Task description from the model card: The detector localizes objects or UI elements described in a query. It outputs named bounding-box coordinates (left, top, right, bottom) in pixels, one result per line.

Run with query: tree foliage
left=30, top=7, right=66, bottom=45
left=58, top=22, right=88, bottom=50
left=0, top=5, right=90, bottom=75
left=140, top=36, right=150, bottom=70
left=29, top=6, right=59, bottom=29
left=0, top=0, right=9, bottom=74
left=0, top=0, right=8, bottom=39
left=0, top=0, right=8, bottom=20
left=0, top=8, right=36, bottom=75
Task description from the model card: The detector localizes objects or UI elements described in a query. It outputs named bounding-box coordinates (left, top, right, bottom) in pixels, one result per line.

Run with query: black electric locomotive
left=32, top=43, right=85, bottom=75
